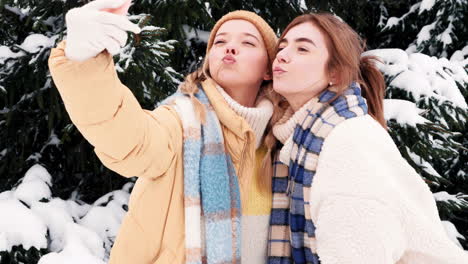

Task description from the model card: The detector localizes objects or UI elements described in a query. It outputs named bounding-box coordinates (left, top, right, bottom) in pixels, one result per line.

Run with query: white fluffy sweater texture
left=275, top=114, right=468, bottom=264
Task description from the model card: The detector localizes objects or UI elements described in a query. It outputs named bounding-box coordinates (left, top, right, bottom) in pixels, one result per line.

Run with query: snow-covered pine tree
left=0, top=164, right=134, bottom=264
left=379, top=0, right=468, bottom=58
left=0, top=0, right=181, bottom=194
left=362, top=47, right=468, bottom=249
left=365, top=0, right=468, bottom=249
left=1, top=0, right=467, bottom=263
left=0, top=1, right=181, bottom=261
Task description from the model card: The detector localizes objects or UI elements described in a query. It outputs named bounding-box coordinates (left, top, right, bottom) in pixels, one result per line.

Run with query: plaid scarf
left=268, top=83, right=368, bottom=264
left=160, top=85, right=242, bottom=264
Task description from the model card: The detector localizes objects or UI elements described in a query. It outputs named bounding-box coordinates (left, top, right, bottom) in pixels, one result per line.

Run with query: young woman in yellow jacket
left=48, top=0, right=283, bottom=263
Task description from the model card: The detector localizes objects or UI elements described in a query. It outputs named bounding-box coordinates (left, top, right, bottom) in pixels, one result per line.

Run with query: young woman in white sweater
left=266, top=13, right=468, bottom=264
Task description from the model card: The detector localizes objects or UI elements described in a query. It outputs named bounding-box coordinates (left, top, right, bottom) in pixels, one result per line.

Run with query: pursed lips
left=222, top=55, right=236, bottom=64
left=273, top=66, right=287, bottom=75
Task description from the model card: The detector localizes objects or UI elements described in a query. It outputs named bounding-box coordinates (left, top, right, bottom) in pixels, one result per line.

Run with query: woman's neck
left=222, top=84, right=260, bottom=107
left=216, top=85, right=273, bottom=149
left=272, top=96, right=319, bottom=144
left=286, top=93, right=317, bottom=112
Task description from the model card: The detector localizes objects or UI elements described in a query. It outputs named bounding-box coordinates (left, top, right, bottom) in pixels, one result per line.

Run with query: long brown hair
left=277, top=13, right=387, bottom=128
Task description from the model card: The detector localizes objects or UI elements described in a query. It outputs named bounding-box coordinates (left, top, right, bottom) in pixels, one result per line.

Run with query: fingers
left=98, top=36, right=121, bottom=55
left=94, top=12, right=141, bottom=34
left=65, top=8, right=80, bottom=25
left=102, top=24, right=128, bottom=47
left=83, top=0, right=128, bottom=10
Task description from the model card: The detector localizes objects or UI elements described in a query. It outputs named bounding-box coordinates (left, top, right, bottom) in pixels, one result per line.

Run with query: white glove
left=64, top=0, right=141, bottom=62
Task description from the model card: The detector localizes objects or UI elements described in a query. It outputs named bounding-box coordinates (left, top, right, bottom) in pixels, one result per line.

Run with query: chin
left=216, top=73, right=243, bottom=87
left=272, top=82, right=289, bottom=95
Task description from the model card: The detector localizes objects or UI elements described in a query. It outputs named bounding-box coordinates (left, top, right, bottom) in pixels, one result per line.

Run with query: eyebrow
left=215, top=32, right=260, bottom=42
left=279, top=37, right=316, bottom=47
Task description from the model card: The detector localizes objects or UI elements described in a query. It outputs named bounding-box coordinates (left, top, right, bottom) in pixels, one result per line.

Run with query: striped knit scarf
left=160, top=85, right=242, bottom=264
left=268, top=82, right=368, bottom=264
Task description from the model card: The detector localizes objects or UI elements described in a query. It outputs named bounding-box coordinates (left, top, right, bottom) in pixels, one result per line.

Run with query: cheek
left=292, top=58, right=314, bottom=75
left=207, top=50, right=222, bottom=72
left=273, top=58, right=314, bottom=94
left=292, top=57, right=328, bottom=84
left=242, top=50, right=268, bottom=73
left=314, top=58, right=328, bottom=75
left=249, top=52, right=266, bottom=64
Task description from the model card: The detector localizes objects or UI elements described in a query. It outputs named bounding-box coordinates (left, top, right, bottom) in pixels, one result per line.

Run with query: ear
left=263, top=70, right=272, bottom=81
left=328, top=69, right=340, bottom=85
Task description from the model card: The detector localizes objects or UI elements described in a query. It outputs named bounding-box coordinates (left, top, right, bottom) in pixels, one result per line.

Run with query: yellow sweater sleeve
left=48, top=40, right=182, bottom=179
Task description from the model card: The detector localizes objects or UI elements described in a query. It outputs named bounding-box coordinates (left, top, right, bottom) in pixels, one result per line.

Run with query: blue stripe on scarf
left=272, top=178, right=289, bottom=192
left=183, top=139, right=202, bottom=198
left=200, top=155, right=232, bottom=213
left=269, top=257, right=294, bottom=264
left=292, top=247, right=321, bottom=264
left=299, top=131, right=324, bottom=154
left=270, top=209, right=290, bottom=225
left=290, top=214, right=306, bottom=232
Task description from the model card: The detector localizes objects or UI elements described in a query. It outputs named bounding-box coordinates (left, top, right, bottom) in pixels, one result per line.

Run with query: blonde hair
left=178, top=61, right=210, bottom=124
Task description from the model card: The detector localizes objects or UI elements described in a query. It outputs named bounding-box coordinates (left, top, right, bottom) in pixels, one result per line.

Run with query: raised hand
left=64, top=0, right=140, bottom=62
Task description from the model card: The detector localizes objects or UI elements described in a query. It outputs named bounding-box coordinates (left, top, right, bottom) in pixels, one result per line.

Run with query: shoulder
left=311, top=115, right=406, bottom=202
left=157, top=92, right=199, bottom=128
left=311, top=114, right=433, bottom=213
left=321, top=115, right=398, bottom=161
left=143, top=93, right=195, bottom=150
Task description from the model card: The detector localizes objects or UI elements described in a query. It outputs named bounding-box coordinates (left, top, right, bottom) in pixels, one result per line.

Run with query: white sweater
left=278, top=115, right=468, bottom=264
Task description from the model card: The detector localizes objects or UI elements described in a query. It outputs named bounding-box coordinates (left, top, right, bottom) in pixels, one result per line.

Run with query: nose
left=225, top=44, right=238, bottom=55
left=276, top=49, right=290, bottom=63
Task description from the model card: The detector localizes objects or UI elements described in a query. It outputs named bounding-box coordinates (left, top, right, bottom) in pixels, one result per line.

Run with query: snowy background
left=0, top=0, right=467, bottom=263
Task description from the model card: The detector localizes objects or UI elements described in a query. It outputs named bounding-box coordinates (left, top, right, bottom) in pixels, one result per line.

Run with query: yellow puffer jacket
left=48, top=40, right=272, bottom=264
